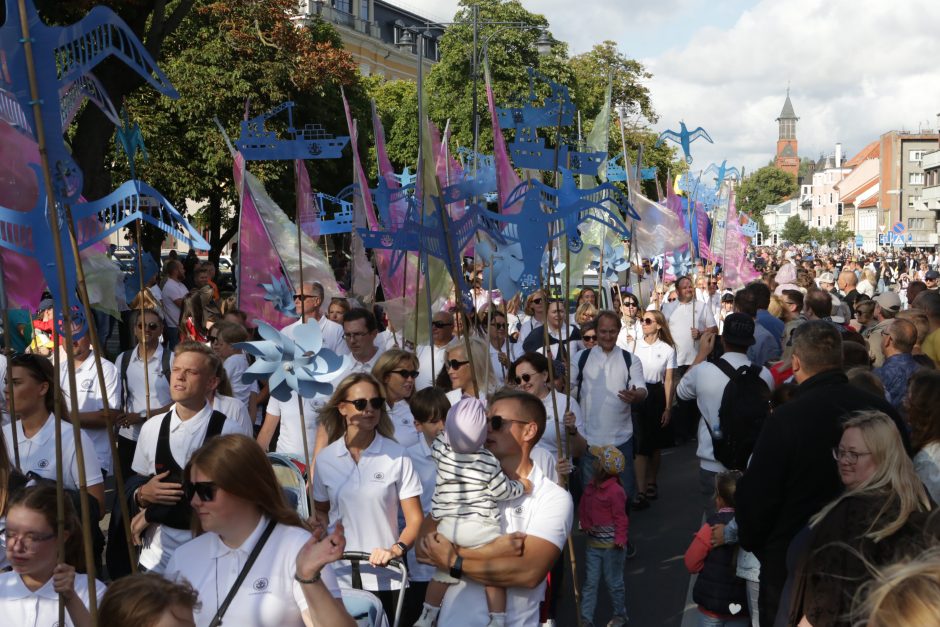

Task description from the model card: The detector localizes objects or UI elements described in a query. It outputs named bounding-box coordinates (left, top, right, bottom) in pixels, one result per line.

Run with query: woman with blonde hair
left=313, top=373, right=423, bottom=623
left=518, top=289, right=548, bottom=343
left=441, top=336, right=498, bottom=404
left=165, top=434, right=353, bottom=627
left=372, top=348, right=421, bottom=448
left=852, top=547, right=940, bottom=627
left=787, top=411, right=932, bottom=627
left=574, top=302, right=598, bottom=327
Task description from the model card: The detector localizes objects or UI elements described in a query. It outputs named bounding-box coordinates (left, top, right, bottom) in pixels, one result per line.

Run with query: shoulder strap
left=119, top=350, right=131, bottom=409
left=575, top=347, right=592, bottom=402
left=713, top=358, right=738, bottom=381
left=207, top=519, right=277, bottom=627
left=620, top=348, right=632, bottom=388
left=205, top=410, right=227, bottom=441
left=161, top=345, right=172, bottom=381
left=154, top=411, right=176, bottom=474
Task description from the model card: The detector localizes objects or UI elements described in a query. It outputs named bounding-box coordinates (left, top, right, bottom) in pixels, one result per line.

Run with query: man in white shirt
left=130, top=342, right=250, bottom=573
left=416, top=311, right=455, bottom=390
left=571, top=311, right=647, bottom=503
left=484, top=309, right=517, bottom=384
left=60, top=327, right=121, bottom=478
left=418, top=388, right=573, bottom=627
left=282, top=281, right=348, bottom=356
left=340, top=308, right=384, bottom=375
left=161, top=259, right=189, bottom=349
left=677, top=313, right=774, bottom=515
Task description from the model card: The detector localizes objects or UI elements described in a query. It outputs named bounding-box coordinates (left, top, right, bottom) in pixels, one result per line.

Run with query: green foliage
left=368, top=78, right=418, bottom=173
left=780, top=214, right=810, bottom=244
left=809, top=220, right=854, bottom=245
left=737, top=166, right=798, bottom=228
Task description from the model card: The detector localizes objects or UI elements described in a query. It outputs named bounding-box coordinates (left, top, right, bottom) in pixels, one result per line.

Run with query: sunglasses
left=623, top=303, right=638, bottom=308
left=341, top=397, right=385, bottom=411
left=136, top=322, right=160, bottom=331
left=445, top=359, right=469, bottom=370
left=582, top=334, right=597, bottom=342
left=432, top=321, right=454, bottom=329
left=530, top=297, right=543, bottom=304
left=184, top=481, right=217, bottom=502
left=489, top=414, right=530, bottom=431
left=490, top=323, right=507, bottom=330
left=512, top=372, right=538, bottom=385
left=390, top=369, right=419, bottom=379
left=293, top=294, right=314, bottom=301
left=641, top=318, right=656, bottom=325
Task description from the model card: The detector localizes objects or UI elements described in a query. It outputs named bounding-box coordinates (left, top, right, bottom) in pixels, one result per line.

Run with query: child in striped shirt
left=413, top=397, right=532, bottom=627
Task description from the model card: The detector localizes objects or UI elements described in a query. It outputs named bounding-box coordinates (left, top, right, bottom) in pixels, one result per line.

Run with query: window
left=817, top=216, right=821, bottom=226
left=909, top=218, right=926, bottom=230
left=359, top=0, right=369, bottom=19
left=837, top=202, right=844, bottom=216
left=333, top=0, right=351, bottom=13
left=908, top=195, right=922, bottom=209
left=910, top=150, right=926, bottom=162
left=910, top=172, right=925, bottom=185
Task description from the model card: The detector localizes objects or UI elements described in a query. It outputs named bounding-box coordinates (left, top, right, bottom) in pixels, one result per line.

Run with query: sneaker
left=632, top=494, right=650, bottom=511
left=540, top=621, right=556, bottom=627
left=625, top=541, right=637, bottom=559
left=413, top=604, right=439, bottom=627
left=607, top=616, right=629, bottom=626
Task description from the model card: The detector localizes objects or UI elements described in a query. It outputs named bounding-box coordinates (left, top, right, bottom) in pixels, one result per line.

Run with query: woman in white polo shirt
left=443, top=337, right=498, bottom=405
left=165, top=434, right=353, bottom=627
left=313, top=373, right=423, bottom=623
left=0, top=484, right=106, bottom=626
left=372, top=349, right=421, bottom=449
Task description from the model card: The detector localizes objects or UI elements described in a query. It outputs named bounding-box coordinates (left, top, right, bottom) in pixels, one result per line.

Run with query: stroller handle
left=339, top=551, right=410, bottom=627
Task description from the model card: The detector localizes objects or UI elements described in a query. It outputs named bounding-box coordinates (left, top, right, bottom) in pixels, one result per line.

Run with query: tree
left=737, top=165, right=798, bottom=230
left=781, top=215, right=810, bottom=244
left=810, top=220, right=854, bottom=246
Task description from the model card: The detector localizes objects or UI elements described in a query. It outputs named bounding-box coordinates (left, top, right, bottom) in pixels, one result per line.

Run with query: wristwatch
left=449, top=555, right=463, bottom=580
left=394, top=541, right=408, bottom=556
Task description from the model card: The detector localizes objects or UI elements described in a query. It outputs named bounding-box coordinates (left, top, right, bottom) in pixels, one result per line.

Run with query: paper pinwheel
left=667, top=249, right=693, bottom=278
left=260, top=274, right=299, bottom=319
left=589, top=241, right=629, bottom=285
left=235, top=320, right=348, bottom=402
left=541, top=248, right=566, bottom=282
left=477, top=235, right=525, bottom=301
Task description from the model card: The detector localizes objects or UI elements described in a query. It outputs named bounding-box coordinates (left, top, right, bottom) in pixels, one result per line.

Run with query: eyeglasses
left=512, top=372, right=538, bottom=385
left=832, top=447, right=872, bottom=464
left=137, top=322, right=161, bottom=331
left=293, top=294, right=314, bottom=301
left=582, top=334, right=597, bottom=342
left=623, top=302, right=638, bottom=308
left=445, top=359, right=469, bottom=370
left=667, top=297, right=677, bottom=302
left=341, top=397, right=385, bottom=411
left=390, top=369, right=419, bottom=379
left=1, top=528, right=56, bottom=552
left=530, top=297, right=543, bottom=305
left=490, top=323, right=507, bottom=330
left=641, top=318, right=656, bottom=325
left=489, top=414, right=530, bottom=431
left=432, top=321, right=454, bottom=329
left=343, top=331, right=369, bottom=340
left=184, top=481, right=218, bottom=502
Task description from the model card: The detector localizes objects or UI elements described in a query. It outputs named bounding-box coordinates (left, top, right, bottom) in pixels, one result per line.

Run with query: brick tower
left=774, top=90, right=799, bottom=177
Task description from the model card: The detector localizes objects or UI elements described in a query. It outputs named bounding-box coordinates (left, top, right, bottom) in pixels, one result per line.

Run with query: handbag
left=207, top=518, right=278, bottom=627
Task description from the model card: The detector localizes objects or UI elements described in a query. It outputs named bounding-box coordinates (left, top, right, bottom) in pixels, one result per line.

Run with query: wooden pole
left=51, top=322, right=66, bottom=626
left=295, top=169, right=312, bottom=480
left=135, top=221, right=153, bottom=427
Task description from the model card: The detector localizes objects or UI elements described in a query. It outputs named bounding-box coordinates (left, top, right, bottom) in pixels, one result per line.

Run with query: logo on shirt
left=513, top=505, right=525, bottom=515
left=373, top=472, right=385, bottom=481
left=37, top=458, right=49, bottom=469
left=80, top=379, right=93, bottom=391
left=251, top=577, right=269, bottom=592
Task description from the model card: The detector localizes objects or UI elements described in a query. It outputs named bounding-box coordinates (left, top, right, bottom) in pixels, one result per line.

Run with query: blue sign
left=855, top=234, right=864, bottom=247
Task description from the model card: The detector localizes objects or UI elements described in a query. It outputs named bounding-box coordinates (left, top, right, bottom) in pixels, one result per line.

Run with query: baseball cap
left=38, top=298, right=54, bottom=312
left=444, top=396, right=487, bottom=454
left=589, top=445, right=625, bottom=476
left=925, top=270, right=939, bottom=280
left=818, top=272, right=835, bottom=284
left=721, top=313, right=756, bottom=347
left=874, top=291, right=902, bottom=311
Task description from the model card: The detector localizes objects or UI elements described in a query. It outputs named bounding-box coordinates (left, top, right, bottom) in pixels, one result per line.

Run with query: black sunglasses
left=512, top=372, right=538, bottom=385
left=530, top=297, right=543, bottom=304
left=341, top=397, right=384, bottom=411
left=489, top=415, right=530, bottom=431
left=490, top=323, right=507, bottom=330
left=184, top=481, right=217, bottom=502
left=432, top=321, right=454, bottom=329
left=390, top=369, right=419, bottom=379
left=582, top=334, right=597, bottom=342
left=137, top=322, right=161, bottom=331
left=293, top=294, right=314, bottom=301
left=641, top=317, right=656, bottom=324
left=445, top=359, right=469, bottom=370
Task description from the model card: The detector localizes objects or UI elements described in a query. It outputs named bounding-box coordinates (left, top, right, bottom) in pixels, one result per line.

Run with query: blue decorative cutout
left=704, top=160, right=740, bottom=187
left=234, top=320, right=349, bottom=402
left=476, top=230, right=525, bottom=301
left=122, top=244, right=159, bottom=304
left=667, top=249, right=693, bottom=277
left=655, top=121, right=713, bottom=164
left=639, top=167, right=657, bottom=180
left=313, top=192, right=353, bottom=235
left=589, top=241, right=629, bottom=286
left=740, top=219, right=758, bottom=238
left=114, top=106, right=148, bottom=180
left=395, top=167, right=416, bottom=187
left=235, top=101, right=350, bottom=161
left=260, top=274, right=299, bottom=319
left=607, top=153, right=627, bottom=182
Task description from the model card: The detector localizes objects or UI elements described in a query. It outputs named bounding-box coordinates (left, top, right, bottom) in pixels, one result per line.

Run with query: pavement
left=554, top=441, right=704, bottom=627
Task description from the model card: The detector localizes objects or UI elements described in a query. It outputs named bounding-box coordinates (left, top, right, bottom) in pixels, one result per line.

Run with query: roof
left=844, top=140, right=880, bottom=168
left=858, top=195, right=878, bottom=209
left=777, top=92, right=798, bottom=120
left=840, top=178, right=878, bottom=204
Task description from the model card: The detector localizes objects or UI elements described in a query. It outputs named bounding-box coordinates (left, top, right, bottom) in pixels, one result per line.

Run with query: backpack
left=118, top=345, right=172, bottom=410
left=706, top=359, right=771, bottom=471
left=575, top=347, right=632, bottom=403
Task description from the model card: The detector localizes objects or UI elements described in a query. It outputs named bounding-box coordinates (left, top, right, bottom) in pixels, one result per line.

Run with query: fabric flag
left=631, top=190, right=689, bottom=259
left=372, top=100, right=410, bottom=229
left=722, top=193, right=761, bottom=289
left=295, top=159, right=318, bottom=239
left=709, top=184, right=731, bottom=256
left=666, top=177, right=712, bottom=261
left=483, top=55, right=522, bottom=215
left=349, top=119, right=378, bottom=305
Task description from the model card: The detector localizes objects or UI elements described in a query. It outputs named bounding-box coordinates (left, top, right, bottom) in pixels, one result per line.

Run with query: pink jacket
left=578, top=476, right=629, bottom=546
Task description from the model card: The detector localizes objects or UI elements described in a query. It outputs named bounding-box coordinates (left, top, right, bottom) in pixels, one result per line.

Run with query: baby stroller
left=267, top=452, right=309, bottom=519
left=340, top=551, right=408, bottom=627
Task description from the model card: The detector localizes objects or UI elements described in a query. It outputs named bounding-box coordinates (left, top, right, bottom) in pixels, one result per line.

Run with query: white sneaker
left=412, top=604, right=439, bottom=627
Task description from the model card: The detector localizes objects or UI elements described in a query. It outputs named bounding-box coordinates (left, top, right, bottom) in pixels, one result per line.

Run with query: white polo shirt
left=223, top=353, right=256, bottom=407
left=437, top=462, right=573, bottom=627
left=572, top=347, right=647, bottom=447
left=312, top=434, right=422, bottom=590
left=116, top=344, right=174, bottom=441
left=677, top=352, right=775, bottom=473
left=0, top=571, right=105, bottom=627
left=630, top=338, right=678, bottom=385
left=266, top=392, right=321, bottom=461
left=60, top=351, right=120, bottom=475
left=3, top=414, right=103, bottom=491
left=162, top=277, right=188, bottom=328
left=388, top=401, right=420, bottom=449
left=165, top=516, right=341, bottom=627
left=415, top=343, right=448, bottom=391
left=211, top=394, right=254, bottom=437
left=405, top=436, right=438, bottom=583
left=282, top=316, right=349, bottom=356
left=132, top=402, right=248, bottom=572
left=662, top=299, right=718, bottom=366
left=536, top=392, right=584, bottom=462
left=488, top=343, right=519, bottom=385
left=615, top=319, right=644, bottom=353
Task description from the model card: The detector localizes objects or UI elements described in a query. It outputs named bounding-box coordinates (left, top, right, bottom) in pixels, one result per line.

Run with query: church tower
left=774, top=90, right=799, bottom=177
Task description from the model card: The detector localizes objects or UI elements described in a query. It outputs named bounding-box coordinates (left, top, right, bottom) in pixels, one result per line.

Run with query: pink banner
left=372, top=101, right=409, bottom=230
left=484, top=58, right=522, bottom=216
left=722, top=195, right=760, bottom=289
left=295, top=159, right=318, bottom=239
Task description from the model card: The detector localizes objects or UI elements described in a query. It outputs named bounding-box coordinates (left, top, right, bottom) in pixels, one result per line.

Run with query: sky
left=393, top=0, right=940, bottom=175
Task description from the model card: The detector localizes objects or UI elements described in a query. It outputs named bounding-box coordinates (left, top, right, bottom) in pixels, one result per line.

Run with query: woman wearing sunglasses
left=373, top=349, right=421, bottom=449
left=518, top=290, right=548, bottom=346
left=616, top=293, right=644, bottom=352
left=442, top=337, right=499, bottom=405
left=481, top=309, right=518, bottom=385
left=521, top=298, right=583, bottom=361
left=313, top=373, right=423, bottom=622
left=0, top=484, right=104, bottom=627
left=630, top=310, right=677, bottom=510
left=165, top=434, right=354, bottom=627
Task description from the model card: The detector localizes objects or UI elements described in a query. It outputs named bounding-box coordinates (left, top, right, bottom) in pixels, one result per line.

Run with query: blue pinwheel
left=589, top=241, right=629, bottom=285
left=260, top=274, right=299, bottom=319
left=667, top=249, right=693, bottom=278
left=477, top=234, right=525, bottom=301
left=542, top=248, right=566, bottom=278
left=235, top=320, right=348, bottom=402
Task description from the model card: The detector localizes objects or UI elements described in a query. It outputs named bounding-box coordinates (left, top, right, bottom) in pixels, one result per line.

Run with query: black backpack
left=706, top=359, right=771, bottom=471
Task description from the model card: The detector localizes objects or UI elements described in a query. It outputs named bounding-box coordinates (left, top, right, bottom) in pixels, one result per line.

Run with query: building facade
left=834, top=142, right=880, bottom=251
left=877, top=131, right=940, bottom=248
left=774, top=91, right=799, bottom=178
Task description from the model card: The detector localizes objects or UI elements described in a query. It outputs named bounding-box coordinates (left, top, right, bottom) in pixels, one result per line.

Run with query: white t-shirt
left=60, top=352, right=120, bottom=475
left=630, top=338, right=677, bottom=384
left=437, top=462, right=573, bottom=627
left=677, top=352, right=775, bottom=473
left=3, top=415, right=104, bottom=491
left=388, top=401, right=420, bottom=449
left=223, top=353, right=256, bottom=408
left=116, top=345, right=174, bottom=441
left=165, top=517, right=341, bottom=627
left=536, top=392, right=584, bottom=462
left=571, top=347, right=647, bottom=447
left=266, top=392, right=321, bottom=462
left=312, top=434, right=422, bottom=590
left=211, top=394, right=255, bottom=437
left=0, top=571, right=105, bottom=627
left=282, top=316, right=349, bottom=356
left=131, top=402, right=249, bottom=572
left=415, top=343, right=448, bottom=391
left=615, top=320, right=644, bottom=353
left=405, top=436, right=438, bottom=582
left=162, top=277, right=189, bottom=328
left=661, top=300, right=718, bottom=366
left=488, top=342, right=519, bottom=385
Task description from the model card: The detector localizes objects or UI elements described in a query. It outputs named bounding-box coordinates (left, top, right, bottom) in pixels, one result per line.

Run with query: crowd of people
left=0, top=242, right=939, bottom=627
